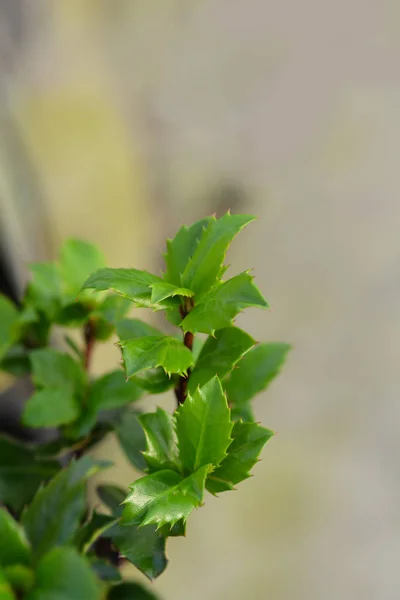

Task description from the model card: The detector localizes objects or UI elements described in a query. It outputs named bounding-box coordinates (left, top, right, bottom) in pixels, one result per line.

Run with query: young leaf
left=150, top=282, right=193, bottom=305
left=29, top=547, right=101, bottom=600
left=121, top=465, right=210, bottom=529
left=22, top=388, right=80, bottom=428
left=139, top=408, right=180, bottom=472
left=115, top=412, right=147, bottom=471
left=163, top=217, right=212, bottom=286
left=175, top=377, right=233, bottom=474
left=181, top=213, right=255, bottom=296
left=188, top=327, right=255, bottom=393
left=97, top=485, right=126, bottom=516
left=110, top=523, right=167, bottom=581
left=131, top=368, right=176, bottom=394
left=181, top=272, right=269, bottom=334
left=59, top=239, right=106, bottom=295
left=206, top=421, right=274, bottom=494
left=24, top=262, right=62, bottom=320
left=22, top=456, right=107, bottom=559
left=119, top=336, right=194, bottom=378
left=0, top=295, right=19, bottom=360
left=116, top=318, right=163, bottom=340
left=0, top=508, right=31, bottom=567
left=108, top=582, right=161, bottom=600
left=0, top=436, right=59, bottom=513
left=225, top=342, right=291, bottom=419
left=81, top=268, right=165, bottom=309
left=29, top=348, right=86, bottom=392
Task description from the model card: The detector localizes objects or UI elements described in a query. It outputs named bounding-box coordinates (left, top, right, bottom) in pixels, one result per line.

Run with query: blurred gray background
left=0, top=1, right=399, bottom=599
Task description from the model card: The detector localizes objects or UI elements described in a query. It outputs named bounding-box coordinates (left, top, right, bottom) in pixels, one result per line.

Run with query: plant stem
left=175, top=298, right=194, bottom=405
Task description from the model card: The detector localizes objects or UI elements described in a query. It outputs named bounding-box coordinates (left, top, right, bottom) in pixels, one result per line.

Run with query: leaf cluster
left=0, top=213, right=290, bottom=598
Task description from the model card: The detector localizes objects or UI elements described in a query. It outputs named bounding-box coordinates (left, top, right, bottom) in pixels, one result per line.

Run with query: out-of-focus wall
left=1, top=1, right=399, bottom=599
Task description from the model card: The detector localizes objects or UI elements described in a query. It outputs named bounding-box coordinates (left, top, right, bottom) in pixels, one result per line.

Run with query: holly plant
left=0, top=213, right=290, bottom=599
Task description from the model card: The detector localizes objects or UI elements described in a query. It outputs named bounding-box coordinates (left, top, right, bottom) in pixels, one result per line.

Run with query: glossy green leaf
left=225, top=342, right=291, bottom=419
left=0, top=436, right=59, bottom=513
left=0, top=295, right=19, bottom=360
left=188, top=327, right=255, bottom=393
left=74, top=512, right=116, bottom=553
left=90, top=561, right=121, bottom=583
left=97, top=484, right=126, bottom=517
left=119, top=336, right=194, bottom=378
left=115, top=412, right=147, bottom=471
left=29, top=348, right=86, bottom=392
left=28, top=547, right=101, bottom=600
left=22, top=456, right=107, bottom=559
left=181, top=272, right=269, bottom=334
left=176, top=377, right=233, bottom=473
left=163, top=217, right=212, bottom=286
left=116, top=318, right=163, bottom=340
left=150, top=282, right=193, bottom=304
left=181, top=213, right=255, bottom=296
left=0, top=508, right=31, bottom=567
left=122, top=465, right=210, bottom=529
left=110, top=523, right=167, bottom=581
left=139, top=408, right=180, bottom=472
left=24, top=262, right=62, bottom=319
left=108, top=582, right=160, bottom=600
left=22, top=388, right=80, bottom=428
left=0, top=569, right=15, bottom=600
left=81, top=268, right=165, bottom=309
left=206, top=421, right=274, bottom=494
left=59, top=238, right=106, bottom=295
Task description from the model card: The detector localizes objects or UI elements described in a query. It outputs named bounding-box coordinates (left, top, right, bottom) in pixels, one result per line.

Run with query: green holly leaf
left=0, top=295, right=19, bottom=361
left=74, top=512, right=116, bottom=553
left=29, top=348, right=86, bottom=392
left=0, top=508, right=31, bottom=567
left=121, top=465, right=210, bottom=529
left=91, top=561, right=121, bottom=583
left=188, top=327, right=255, bottom=393
left=116, top=319, right=163, bottom=340
left=175, top=377, right=233, bottom=474
left=110, top=523, right=167, bottom=581
left=27, top=547, right=101, bottom=600
left=81, top=268, right=166, bottom=309
left=22, top=388, right=80, bottom=428
left=225, top=342, right=291, bottom=420
left=24, top=262, right=62, bottom=320
left=59, top=239, right=106, bottom=296
left=0, top=569, right=15, bottom=599
left=22, top=456, right=108, bottom=559
left=115, top=412, right=147, bottom=472
left=108, top=582, right=160, bottom=600
left=181, top=213, right=255, bottom=296
left=139, top=408, right=180, bottom=473
left=97, top=485, right=126, bottom=517
left=119, top=336, right=194, bottom=378
left=95, top=294, right=131, bottom=326
left=163, top=217, right=212, bottom=286
left=206, top=421, right=274, bottom=494
left=150, top=282, right=193, bottom=305
left=0, top=436, right=59, bottom=513
left=181, top=272, right=269, bottom=334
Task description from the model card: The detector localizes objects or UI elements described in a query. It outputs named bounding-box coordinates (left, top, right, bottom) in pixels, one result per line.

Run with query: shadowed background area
left=1, top=2, right=399, bottom=599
